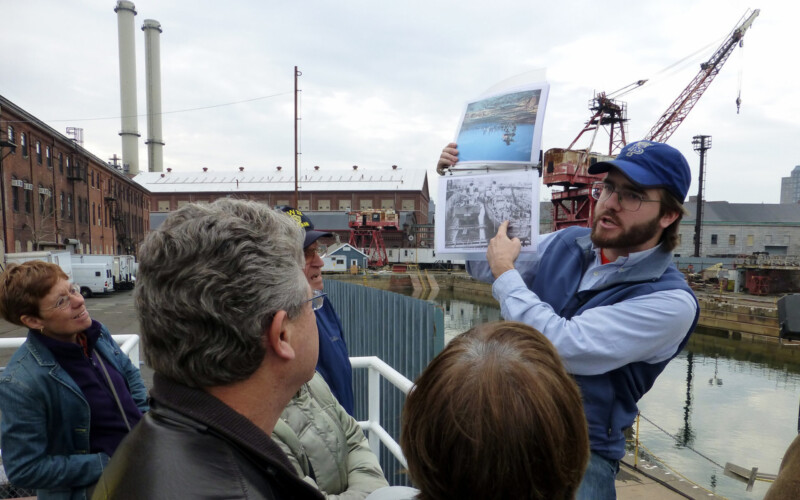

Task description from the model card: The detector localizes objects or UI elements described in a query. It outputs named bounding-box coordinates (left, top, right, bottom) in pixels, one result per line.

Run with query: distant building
left=0, top=95, right=151, bottom=258
left=780, top=165, right=800, bottom=204
left=677, top=198, right=800, bottom=257
left=134, top=165, right=431, bottom=247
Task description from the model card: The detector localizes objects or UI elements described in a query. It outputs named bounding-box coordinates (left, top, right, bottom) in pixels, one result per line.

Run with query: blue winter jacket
left=532, top=227, right=699, bottom=460
left=315, top=297, right=355, bottom=416
left=0, top=321, right=149, bottom=500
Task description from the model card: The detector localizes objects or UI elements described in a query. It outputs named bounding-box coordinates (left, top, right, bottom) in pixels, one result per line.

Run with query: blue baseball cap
left=588, top=140, right=691, bottom=203
left=277, top=205, right=333, bottom=248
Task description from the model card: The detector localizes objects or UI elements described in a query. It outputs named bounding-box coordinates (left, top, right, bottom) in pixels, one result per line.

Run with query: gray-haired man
left=93, top=199, right=324, bottom=500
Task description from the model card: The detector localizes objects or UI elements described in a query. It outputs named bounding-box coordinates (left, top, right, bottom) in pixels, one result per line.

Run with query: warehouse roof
left=133, top=165, right=429, bottom=194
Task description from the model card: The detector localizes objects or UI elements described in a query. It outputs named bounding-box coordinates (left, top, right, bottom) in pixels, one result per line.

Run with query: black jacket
left=92, top=373, right=324, bottom=500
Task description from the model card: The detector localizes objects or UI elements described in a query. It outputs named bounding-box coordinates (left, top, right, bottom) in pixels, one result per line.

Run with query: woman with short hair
left=369, top=321, right=589, bottom=500
left=0, top=261, right=148, bottom=500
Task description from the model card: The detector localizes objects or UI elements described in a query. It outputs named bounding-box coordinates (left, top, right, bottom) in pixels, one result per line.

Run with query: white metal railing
left=0, top=335, right=140, bottom=367
left=350, top=356, right=413, bottom=468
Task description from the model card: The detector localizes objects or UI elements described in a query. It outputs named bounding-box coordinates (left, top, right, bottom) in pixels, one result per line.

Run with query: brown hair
left=400, top=321, right=589, bottom=500
left=0, top=261, right=68, bottom=325
left=658, top=189, right=687, bottom=252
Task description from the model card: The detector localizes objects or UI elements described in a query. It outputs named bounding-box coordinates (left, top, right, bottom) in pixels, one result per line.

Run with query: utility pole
left=294, top=66, right=301, bottom=208
left=692, top=135, right=711, bottom=257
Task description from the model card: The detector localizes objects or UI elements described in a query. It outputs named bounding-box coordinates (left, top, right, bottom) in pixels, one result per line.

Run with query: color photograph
left=454, top=83, right=549, bottom=165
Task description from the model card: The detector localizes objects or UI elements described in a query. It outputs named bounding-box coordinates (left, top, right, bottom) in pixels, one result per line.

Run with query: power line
left=6, top=91, right=293, bottom=125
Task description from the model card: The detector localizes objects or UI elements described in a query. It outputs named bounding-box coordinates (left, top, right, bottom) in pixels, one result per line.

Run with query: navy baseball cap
left=277, top=206, right=333, bottom=248
left=588, top=140, right=691, bottom=203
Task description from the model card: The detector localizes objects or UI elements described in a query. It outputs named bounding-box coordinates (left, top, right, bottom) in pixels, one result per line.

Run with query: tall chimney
left=114, top=1, right=140, bottom=175
left=142, top=19, right=164, bottom=172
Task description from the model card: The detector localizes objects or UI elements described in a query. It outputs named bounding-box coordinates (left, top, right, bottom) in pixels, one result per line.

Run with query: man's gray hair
left=135, top=199, right=307, bottom=388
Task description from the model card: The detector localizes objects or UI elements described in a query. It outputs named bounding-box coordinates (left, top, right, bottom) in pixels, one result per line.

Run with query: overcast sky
left=2, top=0, right=795, bottom=204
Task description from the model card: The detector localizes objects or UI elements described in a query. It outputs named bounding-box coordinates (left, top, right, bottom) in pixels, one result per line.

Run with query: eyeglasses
left=304, top=244, right=327, bottom=260
left=46, top=284, right=81, bottom=311
left=303, top=290, right=327, bottom=311
left=591, top=182, right=662, bottom=212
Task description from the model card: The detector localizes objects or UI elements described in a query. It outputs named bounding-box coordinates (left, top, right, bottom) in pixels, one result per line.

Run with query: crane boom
left=645, top=9, right=760, bottom=143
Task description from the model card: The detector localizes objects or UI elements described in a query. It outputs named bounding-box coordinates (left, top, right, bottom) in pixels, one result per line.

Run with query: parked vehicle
left=3, top=251, right=74, bottom=281
left=114, top=255, right=136, bottom=290
left=72, top=254, right=116, bottom=289
left=72, top=263, right=112, bottom=298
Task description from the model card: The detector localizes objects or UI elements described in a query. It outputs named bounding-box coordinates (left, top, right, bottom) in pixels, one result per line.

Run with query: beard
left=590, top=210, right=662, bottom=250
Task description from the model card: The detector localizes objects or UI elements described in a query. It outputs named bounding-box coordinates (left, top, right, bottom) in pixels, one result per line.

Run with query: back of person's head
left=135, top=198, right=307, bottom=388
left=400, top=321, right=589, bottom=500
left=0, top=261, right=68, bottom=325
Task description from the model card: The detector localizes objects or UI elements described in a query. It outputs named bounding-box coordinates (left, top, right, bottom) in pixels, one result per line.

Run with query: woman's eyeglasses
left=47, top=284, right=82, bottom=311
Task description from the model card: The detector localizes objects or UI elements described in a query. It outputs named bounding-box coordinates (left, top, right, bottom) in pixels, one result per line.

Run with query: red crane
left=543, top=9, right=759, bottom=231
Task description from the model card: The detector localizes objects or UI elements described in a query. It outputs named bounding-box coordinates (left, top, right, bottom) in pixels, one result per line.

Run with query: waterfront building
left=676, top=197, right=800, bottom=257
left=0, top=95, right=150, bottom=258
left=134, top=165, right=431, bottom=247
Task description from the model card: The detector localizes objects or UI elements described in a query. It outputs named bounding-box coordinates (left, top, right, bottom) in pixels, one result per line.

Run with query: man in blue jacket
left=438, top=140, right=699, bottom=499
left=280, top=206, right=355, bottom=415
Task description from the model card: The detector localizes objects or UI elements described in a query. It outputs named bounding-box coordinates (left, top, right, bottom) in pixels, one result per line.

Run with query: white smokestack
left=142, top=19, right=164, bottom=173
left=114, top=0, right=140, bottom=175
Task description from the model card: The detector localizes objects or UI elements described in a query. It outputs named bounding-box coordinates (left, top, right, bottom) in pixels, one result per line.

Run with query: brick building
left=134, top=165, right=431, bottom=246
left=0, top=95, right=151, bottom=258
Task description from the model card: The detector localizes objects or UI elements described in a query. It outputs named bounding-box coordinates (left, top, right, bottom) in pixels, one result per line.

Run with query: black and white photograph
left=435, top=170, right=539, bottom=254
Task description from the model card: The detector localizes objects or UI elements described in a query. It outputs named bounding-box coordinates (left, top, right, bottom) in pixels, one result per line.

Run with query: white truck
left=72, top=263, right=113, bottom=298
left=72, top=255, right=116, bottom=289
left=3, top=251, right=74, bottom=281
left=114, top=255, right=136, bottom=290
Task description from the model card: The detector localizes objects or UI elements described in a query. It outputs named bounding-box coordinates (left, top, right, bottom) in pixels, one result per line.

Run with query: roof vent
left=314, top=165, right=320, bottom=171
left=352, top=165, right=358, bottom=171
left=392, top=165, right=398, bottom=170
left=239, top=166, right=244, bottom=172
left=166, top=167, right=172, bottom=173
left=202, top=167, right=208, bottom=172
left=277, top=166, right=282, bottom=171
left=160, top=173, right=165, bottom=178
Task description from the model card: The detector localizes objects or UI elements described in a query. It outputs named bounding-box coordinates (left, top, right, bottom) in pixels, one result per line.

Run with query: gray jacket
left=272, top=373, right=388, bottom=499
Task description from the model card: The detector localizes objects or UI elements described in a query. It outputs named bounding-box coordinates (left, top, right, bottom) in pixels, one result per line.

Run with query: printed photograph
left=435, top=170, right=539, bottom=254
left=454, top=83, right=549, bottom=165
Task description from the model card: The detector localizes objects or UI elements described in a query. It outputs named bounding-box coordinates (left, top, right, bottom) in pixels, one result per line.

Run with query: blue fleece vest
left=531, top=226, right=699, bottom=460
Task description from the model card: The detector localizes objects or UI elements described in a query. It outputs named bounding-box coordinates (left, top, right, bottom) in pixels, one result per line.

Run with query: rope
left=635, top=441, right=729, bottom=500
left=638, top=412, right=726, bottom=469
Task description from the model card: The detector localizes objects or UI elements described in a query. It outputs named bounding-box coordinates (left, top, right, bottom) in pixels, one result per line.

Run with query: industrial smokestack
left=142, top=19, right=164, bottom=173
left=114, top=0, right=140, bottom=175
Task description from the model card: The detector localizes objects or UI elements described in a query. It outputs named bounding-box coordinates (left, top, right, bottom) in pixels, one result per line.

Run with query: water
left=392, top=286, right=800, bottom=500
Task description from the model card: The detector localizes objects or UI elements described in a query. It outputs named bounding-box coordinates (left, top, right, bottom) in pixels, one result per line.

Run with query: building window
left=58, top=153, right=64, bottom=173
left=710, top=234, right=717, bottom=245
left=317, top=199, right=330, bottom=211
left=677, top=233, right=682, bottom=246
left=339, top=200, right=351, bottom=211
left=67, top=194, right=73, bottom=220
left=747, top=235, right=754, bottom=246
left=11, top=178, right=19, bottom=212
left=38, top=185, right=46, bottom=214
left=381, top=199, right=395, bottom=210
left=24, top=185, right=32, bottom=214
left=46, top=146, right=52, bottom=167
left=157, top=200, right=171, bottom=212
left=729, top=234, right=736, bottom=245
left=20, top=133, right=27, bottom=157
left=60, top=192, right=64, bottom=216
left=90, top=170, right=95, bottom=187
left=401, top=199, right=415, bottom=211
left=35, top=141, right=42, bottom=164
left=6, top=126, right=15, bottom=151
left=359, top=199, right=373, bottom=210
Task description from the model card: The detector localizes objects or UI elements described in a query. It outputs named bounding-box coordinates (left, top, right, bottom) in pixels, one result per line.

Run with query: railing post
left=368, top=365, right=381, bottom=458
